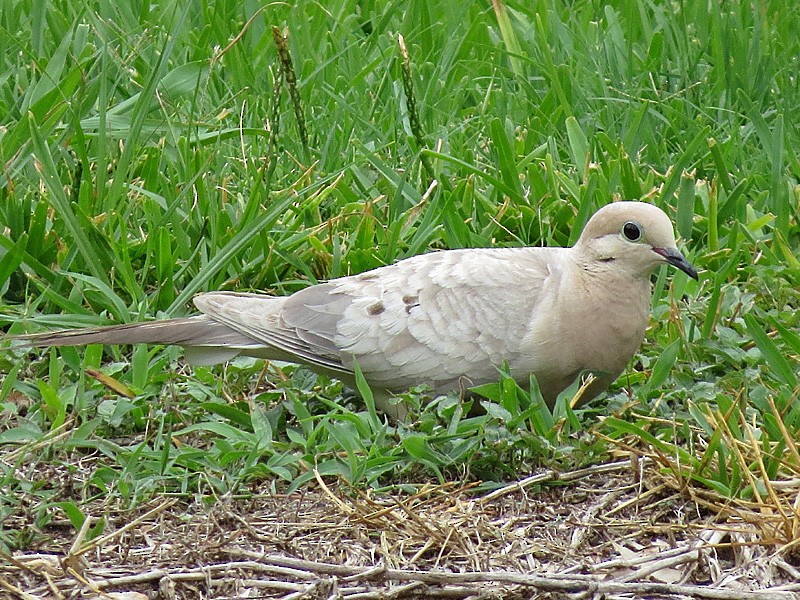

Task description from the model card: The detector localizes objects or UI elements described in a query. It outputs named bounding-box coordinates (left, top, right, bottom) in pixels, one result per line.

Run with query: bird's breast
left=517, top=272, right=651, bottom=385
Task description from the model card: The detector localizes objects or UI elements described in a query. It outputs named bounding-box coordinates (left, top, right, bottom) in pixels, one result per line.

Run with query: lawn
left=2, top=0, right=800, bottom=597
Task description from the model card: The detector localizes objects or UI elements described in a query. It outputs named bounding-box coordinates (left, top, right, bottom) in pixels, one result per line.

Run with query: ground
left=4, top=455, right=797, bottom=599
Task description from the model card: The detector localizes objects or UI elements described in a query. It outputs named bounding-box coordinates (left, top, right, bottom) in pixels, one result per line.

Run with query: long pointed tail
left=13, top=315, right=256, bottom=348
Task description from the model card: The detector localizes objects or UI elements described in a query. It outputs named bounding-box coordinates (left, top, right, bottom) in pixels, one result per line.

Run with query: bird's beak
left=653, top=247, right=698, bottom=280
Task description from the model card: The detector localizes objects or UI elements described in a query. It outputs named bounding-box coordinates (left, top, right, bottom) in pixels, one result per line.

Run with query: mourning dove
left=15, top=201, right=697, bottom=417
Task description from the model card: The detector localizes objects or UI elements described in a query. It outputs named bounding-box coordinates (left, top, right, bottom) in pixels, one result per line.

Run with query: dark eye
left=622, top=221, right=642, bottom=241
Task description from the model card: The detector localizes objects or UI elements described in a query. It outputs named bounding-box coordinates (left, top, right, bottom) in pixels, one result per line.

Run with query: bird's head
left=575, top=201, right=698, bottom=280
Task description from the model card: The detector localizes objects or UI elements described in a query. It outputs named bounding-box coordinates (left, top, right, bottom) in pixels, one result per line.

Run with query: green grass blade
left=744, top=313, right=797, bottom=388
left=28, top=117, right=109, bottom=284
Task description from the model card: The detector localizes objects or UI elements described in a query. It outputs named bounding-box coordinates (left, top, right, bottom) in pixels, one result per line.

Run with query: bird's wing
left=327, top=248, right=557, bottom=390
left=195, top=248, right=558, bottom=390
left=193, top=291, right=352, bottom=374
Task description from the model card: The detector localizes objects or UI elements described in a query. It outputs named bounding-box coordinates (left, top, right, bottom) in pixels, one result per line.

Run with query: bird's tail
left=11, top=315, right=257, bottom=352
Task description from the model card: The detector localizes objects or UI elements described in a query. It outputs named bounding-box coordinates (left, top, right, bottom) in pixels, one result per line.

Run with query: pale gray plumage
left=15, top=201, right=698, bottom=417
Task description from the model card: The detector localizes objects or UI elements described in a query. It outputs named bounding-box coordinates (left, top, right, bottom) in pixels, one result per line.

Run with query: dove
left=14, top=201, right=697, bottom=418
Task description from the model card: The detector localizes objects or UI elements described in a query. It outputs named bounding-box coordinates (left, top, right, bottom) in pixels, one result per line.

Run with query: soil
left=3, top=457, right=797, bottom=599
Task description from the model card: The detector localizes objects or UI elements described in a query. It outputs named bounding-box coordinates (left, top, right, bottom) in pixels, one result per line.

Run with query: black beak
left=653, top=248, right=698, bottom=280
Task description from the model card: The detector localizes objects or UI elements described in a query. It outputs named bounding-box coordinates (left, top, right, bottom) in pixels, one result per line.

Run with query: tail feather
left=13, top=315, right=257, bottom=349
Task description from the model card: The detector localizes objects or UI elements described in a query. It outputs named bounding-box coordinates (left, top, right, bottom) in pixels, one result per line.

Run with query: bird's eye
left=622, top=221, right=642, bottom=241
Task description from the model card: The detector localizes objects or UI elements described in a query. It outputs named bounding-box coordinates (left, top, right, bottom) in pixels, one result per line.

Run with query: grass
left=1, top=0, right=800, bottom=557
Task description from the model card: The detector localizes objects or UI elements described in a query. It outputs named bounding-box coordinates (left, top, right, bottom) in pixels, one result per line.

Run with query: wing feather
left=331, top=248, right=555, bottom=391
left=194, top=290, right=351, bottom=374
left=192, top=248, right=558, bottom=394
